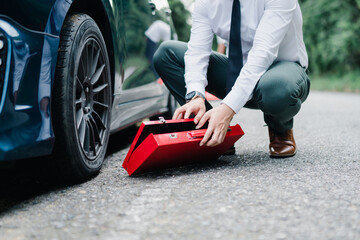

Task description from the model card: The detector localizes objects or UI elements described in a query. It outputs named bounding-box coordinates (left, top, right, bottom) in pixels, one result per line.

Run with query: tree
left=168, top=0, right=191, bottom=42
left=300, top=0, right=360, bottom=74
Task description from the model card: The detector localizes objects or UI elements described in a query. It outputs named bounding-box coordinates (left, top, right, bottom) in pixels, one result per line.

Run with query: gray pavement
left=0, top=91, right=359, bottom=240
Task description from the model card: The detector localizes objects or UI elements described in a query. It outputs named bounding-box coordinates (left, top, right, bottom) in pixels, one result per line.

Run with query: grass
left=309, top=71, right=360, bottom=93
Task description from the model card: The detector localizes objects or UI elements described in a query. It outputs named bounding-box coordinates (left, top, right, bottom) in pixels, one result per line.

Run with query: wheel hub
left=82, top=83, right=93, bottom=114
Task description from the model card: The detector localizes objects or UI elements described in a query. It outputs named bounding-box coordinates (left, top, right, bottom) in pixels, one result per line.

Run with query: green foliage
left=310, top=71, right=360, bottom=93
left=122, top=0, right=152, bottom=55
left=168, top=0, right=191, bottom=41
left=164, top=0, right=360, bottom=91
left=300, top=0, right=360, bottom=74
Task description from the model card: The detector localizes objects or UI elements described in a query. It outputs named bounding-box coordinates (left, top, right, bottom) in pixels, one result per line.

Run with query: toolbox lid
left=123, top=118, right=207, bottom=168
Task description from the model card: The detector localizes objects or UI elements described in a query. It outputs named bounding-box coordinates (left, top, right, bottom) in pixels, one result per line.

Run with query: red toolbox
left=122, top=118, right=244, bottom=176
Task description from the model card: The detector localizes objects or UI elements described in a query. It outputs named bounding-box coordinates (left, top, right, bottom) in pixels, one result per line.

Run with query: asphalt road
left=0, top=91, right=359, bottom=240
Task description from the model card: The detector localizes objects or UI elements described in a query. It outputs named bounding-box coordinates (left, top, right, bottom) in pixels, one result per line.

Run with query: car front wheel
left=53, top=13, right=111, bottom=181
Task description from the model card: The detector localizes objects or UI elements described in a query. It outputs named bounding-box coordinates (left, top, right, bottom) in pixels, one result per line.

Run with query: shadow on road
left=0, top=126, right=138, bottom=215
left=129, top=151, right=272, bottom=179
left=106, top=125, right=138, bottom=156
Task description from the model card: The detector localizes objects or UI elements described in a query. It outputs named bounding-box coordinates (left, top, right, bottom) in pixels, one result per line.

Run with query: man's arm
left=222, top=0, right=297, bottom=114
left=199, top=0, right=297, bottom=147
left=184, top=0, right=213, bottom=96
left=173, top=0, right=213, bottom=121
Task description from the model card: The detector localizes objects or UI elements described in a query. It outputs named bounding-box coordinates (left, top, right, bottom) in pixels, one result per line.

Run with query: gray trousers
left=153, top=40, right=310, bottom=133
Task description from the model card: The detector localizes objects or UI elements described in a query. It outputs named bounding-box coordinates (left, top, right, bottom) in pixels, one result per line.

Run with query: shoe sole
left=269, top=151, right=296, bottom=158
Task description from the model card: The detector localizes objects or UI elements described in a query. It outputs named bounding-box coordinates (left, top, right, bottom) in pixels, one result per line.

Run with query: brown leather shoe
left=268, top=127, right=296, bottom=158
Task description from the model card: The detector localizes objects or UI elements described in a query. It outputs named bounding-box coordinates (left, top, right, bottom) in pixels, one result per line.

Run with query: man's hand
left=172, top=97, right=206, bottom=124
left=196, top=103, right=235, bottom=147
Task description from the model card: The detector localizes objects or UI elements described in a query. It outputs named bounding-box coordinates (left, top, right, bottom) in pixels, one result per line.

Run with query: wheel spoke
left=78, top=118, right=86, bottom=147
left=84, top=43, right=90, bottom=75
left=75, top=76, right=84, bottom=99
left=88, top=120, right=97, bottom=156
left=90, top=47, right=101, bottom=77
left=89, top=115, right=102, bottom=145
left=80, top=57, right=86, bottom=80
left=84, top=120, right=91, bottom=152
left=90, top=64, right=105, bottom=85
left=93, top=83, right=108, bottom=96
left=94, top=101, right=109, bottom=109
left=76, top=76, right=83, bottom=88
left=75, top=98, right=82, bottom=106
left=92, top=111, right=106, bottom=130
left=76, top=109, right=84, bottom=129
left=88, top=42, right=95, bottom=76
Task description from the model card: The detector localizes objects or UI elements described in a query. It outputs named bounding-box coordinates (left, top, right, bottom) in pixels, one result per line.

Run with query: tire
left=52, top=13, right=112, bottom=181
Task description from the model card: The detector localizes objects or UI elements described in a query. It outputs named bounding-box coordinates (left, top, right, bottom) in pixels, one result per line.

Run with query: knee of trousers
left=256, top=76, right=302, bottom=118
left=153, top=40, right=181, bottom=73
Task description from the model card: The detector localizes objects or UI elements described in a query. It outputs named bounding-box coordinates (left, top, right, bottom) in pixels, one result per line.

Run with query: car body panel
left=0, top=16, right=59, bottom=160
left=0, top=0, right=173, bottom=161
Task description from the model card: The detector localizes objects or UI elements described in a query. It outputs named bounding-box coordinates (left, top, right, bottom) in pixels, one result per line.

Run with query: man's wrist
left=185, top=91, right=205, bottom=103
left=220, top=103, right=236, bottom=117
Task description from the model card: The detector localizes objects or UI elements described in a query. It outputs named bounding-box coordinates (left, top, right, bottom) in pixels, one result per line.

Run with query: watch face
left=186, top=91, right=196, bottom=100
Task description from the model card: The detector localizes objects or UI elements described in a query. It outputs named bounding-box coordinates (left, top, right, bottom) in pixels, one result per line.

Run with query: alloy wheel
left=74, top=38, right=110, bottom=160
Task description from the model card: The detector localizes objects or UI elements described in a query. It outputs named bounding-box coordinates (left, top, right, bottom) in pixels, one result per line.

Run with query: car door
left=110, top=0, right=175, bottom=129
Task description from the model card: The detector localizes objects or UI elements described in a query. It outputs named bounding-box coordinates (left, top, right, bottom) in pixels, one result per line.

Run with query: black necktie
left=226, top=0, right=243, bottom=94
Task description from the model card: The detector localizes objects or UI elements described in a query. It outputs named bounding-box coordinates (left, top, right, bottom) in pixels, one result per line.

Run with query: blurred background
left=165, top=0, right=360, bottom=93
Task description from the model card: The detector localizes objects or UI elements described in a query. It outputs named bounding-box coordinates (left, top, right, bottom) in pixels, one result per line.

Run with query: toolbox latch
left=169, top=133, right=178, bottom=139
left=158, top=116, right=166, bottom=124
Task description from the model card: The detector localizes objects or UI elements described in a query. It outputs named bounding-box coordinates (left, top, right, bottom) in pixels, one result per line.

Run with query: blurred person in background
left=145, top=20, right=177, bottom=77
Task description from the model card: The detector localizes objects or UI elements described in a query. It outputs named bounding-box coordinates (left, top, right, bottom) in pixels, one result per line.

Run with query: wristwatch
left=185, top=91, right=205, bottom=103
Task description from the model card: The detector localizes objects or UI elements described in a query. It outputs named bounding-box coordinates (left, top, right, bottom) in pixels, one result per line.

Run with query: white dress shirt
left=184, top=0, right=308, bottom=113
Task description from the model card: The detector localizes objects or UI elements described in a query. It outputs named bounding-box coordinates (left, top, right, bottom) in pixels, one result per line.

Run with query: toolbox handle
left=187, top=129, right=207, bottom=139
left=187, top=127, right=232, bottom=139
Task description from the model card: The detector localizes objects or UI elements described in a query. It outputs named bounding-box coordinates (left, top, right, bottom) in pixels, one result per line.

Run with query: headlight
left=0, top=38, right=3, bottom=67
left=0, top=32, right=7, bottom=103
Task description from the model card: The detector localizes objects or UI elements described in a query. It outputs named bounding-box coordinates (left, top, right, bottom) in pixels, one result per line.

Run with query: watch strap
left=185, top=91, right=205, bottom=102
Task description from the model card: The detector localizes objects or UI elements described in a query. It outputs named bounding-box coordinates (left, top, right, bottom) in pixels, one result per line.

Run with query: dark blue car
left=0, top=0, right=177, bottom=180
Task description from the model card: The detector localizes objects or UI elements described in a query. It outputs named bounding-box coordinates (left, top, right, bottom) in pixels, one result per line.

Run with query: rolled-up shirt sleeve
left=222, top=0, right=297, bottom=113
left=184, top=0, right=214, bottom=97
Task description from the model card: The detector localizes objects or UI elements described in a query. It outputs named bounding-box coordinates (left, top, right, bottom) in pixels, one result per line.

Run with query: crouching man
left=153, top=0, right=310, bottom=157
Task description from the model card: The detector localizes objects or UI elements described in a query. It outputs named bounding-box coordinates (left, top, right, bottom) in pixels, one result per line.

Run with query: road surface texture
left=0, top=91, right=359, bottom=240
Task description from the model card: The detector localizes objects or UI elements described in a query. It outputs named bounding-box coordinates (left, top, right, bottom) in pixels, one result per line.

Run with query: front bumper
left=0, top=16, right=58, bottom=161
